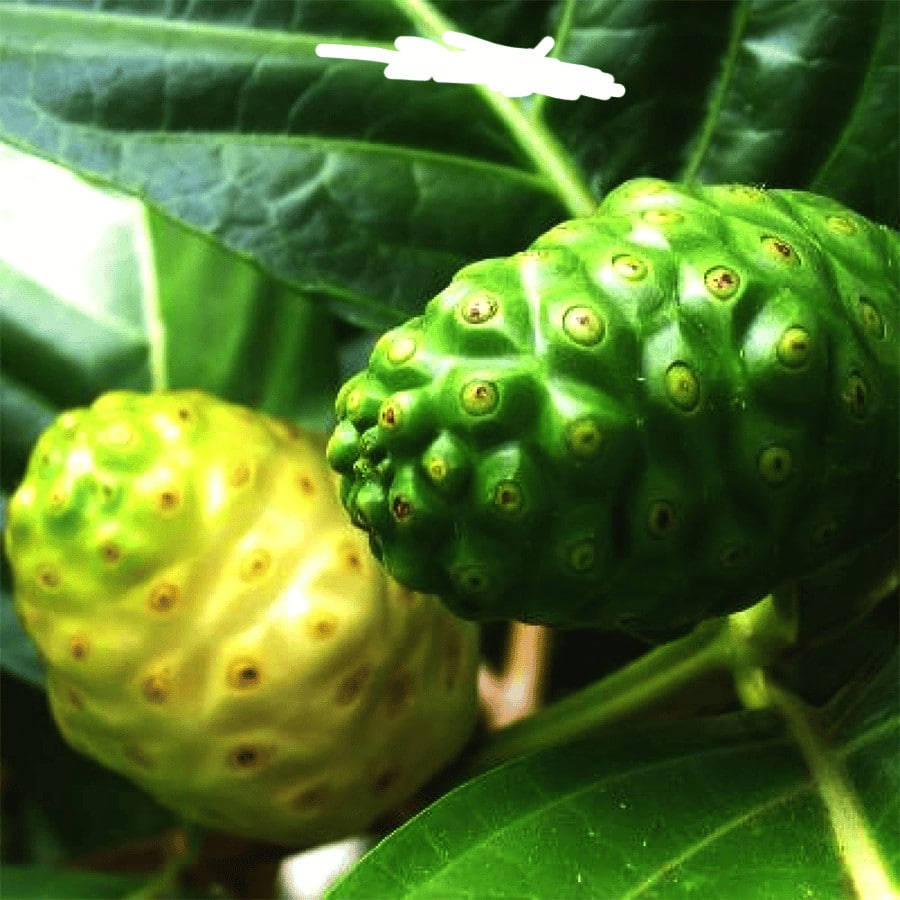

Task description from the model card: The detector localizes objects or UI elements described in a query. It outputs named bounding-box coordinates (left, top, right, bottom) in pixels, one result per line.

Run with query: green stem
left=463, top=617, right=730, bottom=778
left=461, top=589, right=800, bottom=780
left=738, top=670, right=899, bottom=900
left=395, top=0, right=597, bottom=218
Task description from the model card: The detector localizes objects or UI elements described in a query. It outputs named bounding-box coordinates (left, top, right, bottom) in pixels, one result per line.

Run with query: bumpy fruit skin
left=328, top=179, right=899, bottom=633
left=3, top=390, right=479, bottom=846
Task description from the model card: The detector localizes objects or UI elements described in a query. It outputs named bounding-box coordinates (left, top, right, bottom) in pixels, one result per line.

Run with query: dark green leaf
left=1, top=673, right=176, bottom=863
left=0, top=864, right=146, bottom=899
left=331, top=657, right=898, bottom=898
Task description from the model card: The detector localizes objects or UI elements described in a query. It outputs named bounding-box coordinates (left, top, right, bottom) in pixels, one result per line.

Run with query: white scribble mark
left=315, top=31, right=625, bottom=101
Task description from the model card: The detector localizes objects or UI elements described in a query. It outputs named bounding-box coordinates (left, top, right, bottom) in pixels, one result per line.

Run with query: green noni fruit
left=3, top=390, right=480, bottom=846
left=328, top=179, right=899, bottom=633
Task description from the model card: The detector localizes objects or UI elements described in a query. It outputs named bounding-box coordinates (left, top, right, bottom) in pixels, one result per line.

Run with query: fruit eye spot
left=296, top=473, right=315, bottom=494
left=492, top=480, right=523, bottom=512
left=648, top=501, right=677, bottom=537
left=843, top=373, right=869, bottom=419
left=459, top=292, right=499, bottom=324
left=227, top=658, right=261, bottom=689
left=391, top=495, right=413, bottom=522
left=101, top=543, right=122, bottom=564
left=704, top=266, right=740, bottom=300
left=37, top=565, right=60, bottom=590
left=385, top=670, right=413, bottom=714
left=240, top=548, right=272, bottom=581
left=175, top=406, right=193, bottom=423
left=858, top=299, right=885, bottom=340
left=67, top=687, right=84, bottom=710
left=720, top=546, right=749, bottom=569
left=612, top=253, right=649, bottom=281
left=562, top=306, right=605, bottom=346
left=336, top=664, right=371, bottom=704
left=149, top=582, right=179, bottom=612
left=48, top=485, right=69, bottom=509
left=387, top=335, right=418, bottom=363
left=453, top=567, right=490, bottom=594
left=566, top=419, right=604, bottom=458
left=292, top=785, right=328, bottom=809
left=460, top=380, right=499, bottom=416
left=761, top=236, right=800, bottom=265
left=826, top=215, right=857, bottom=235
left=378, top=401, right=401, bottom=429
left=70, top=636, right=89, bottom=660
left=665, top=362, right=699, bottom=411
left=427, top=458, right=448, bottom=483
left=344, top=389, right=364, bottom=418
left=229, top=463, right=251, bottom=487
left=776, top=326, right=812, bottom=369
left=307, top=613, right=339, bottom=640
left=142, top=672, right=171, bottom=704
left=757, top=446, right=793, bottom=485
left=373, top=767, right=400, bottom=793
left=157, top=490, right=181, bottom=512
left=642, top=208, right=683, bottom=226
left=567, top=539, right=596, bottom=572
left=229, top=745, right=269, bottom=770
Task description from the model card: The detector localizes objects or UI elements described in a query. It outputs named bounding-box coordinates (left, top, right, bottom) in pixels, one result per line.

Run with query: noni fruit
left=3, top=390, right=480, bottom=846
left=328, top=179, right=899, bottom=632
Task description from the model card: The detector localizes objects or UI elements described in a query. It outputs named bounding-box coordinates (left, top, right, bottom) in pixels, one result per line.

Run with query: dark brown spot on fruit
left=385, top=670, right=413, bottom=714
left=374, top=767, right=400, bottom=793
left=566, top=419, right=603, bottom=458
left=379, top=402, right=399, bottom=428
left=149, top=582, right=179, bottom=612
left=296, top=474, right=315, bottom=495
left=101, top=543, right=122, bottom=564
left=142, top=672, right=171, bottom=704
left=307, top=613, right=338, bottom=640
left=336, top=664, right=371, bottom=704
left=70, top=636, right=89, bottom=660
left=563, top=306, right=605, bottom=346
left=227, top=658, right=261, bottom=690
left=292, top=785, right=328, bottom=809
left=761, top=236, right=800, bottom=265
left=776, top=326, right=811, bottom=369
left=230, top=463, right=251, bottom=487
left=757, top=446, right=793, bottom=485
left=240, top=548, right=271, bottom=581
left=229, top=745, right=267, bottom=771
left=648, top=501, right=677, bottom=538
left=612, top=253, right=648, bottom=281
left=704, top=266, right=740, bottom=300
left=843, top=374, right=869, bottom=419
left=157, top=490, right=180, bottom=512
left=125, top=745, right=152, bottom=769
left=459, top=293, right=499, bottom=324
left=67, top=688, right=84, bottom=710
left=460, top=380, right=499, bottom=416
left=392, top=495, right=413, bottom=522
left=37, top=565, right=60, bottom=590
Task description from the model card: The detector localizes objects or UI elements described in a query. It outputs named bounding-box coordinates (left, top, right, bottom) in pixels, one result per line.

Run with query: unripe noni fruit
left=3, top=390, right=480, bottom=846
left=328, top=180, right=899, bottom=634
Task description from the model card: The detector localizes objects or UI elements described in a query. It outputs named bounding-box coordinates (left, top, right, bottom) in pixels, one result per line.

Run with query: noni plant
left=3, top=390, right=480, bottom=846
left=328, top=179, right=899, bottom=633
left=1, top=1, right=897, bottom=898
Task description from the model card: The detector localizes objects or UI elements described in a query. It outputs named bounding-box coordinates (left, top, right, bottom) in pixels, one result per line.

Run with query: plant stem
left=739, top=670, right=899, bottom=900
left=123, top=823, right=204, bottom=900
left=479, top=623, right=553, bottom=730
left=463, top=617, right=730, bottom=777
left=395, top=0, right=597, bottom=218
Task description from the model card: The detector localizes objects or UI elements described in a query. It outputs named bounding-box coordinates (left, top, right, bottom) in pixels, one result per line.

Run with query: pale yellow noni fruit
left=3, top=390, right=480, bottom=846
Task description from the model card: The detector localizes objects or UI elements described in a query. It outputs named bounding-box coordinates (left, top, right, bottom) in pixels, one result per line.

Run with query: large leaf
left=2, top=0, right=894, bottom=332
left=330, top=654, right=898, bottom=898
left=0, top=865, right=146, bottom=899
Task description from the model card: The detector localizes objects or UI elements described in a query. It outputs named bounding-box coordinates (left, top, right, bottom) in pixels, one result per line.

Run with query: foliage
left=1, top=1, right=897, bottom=897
